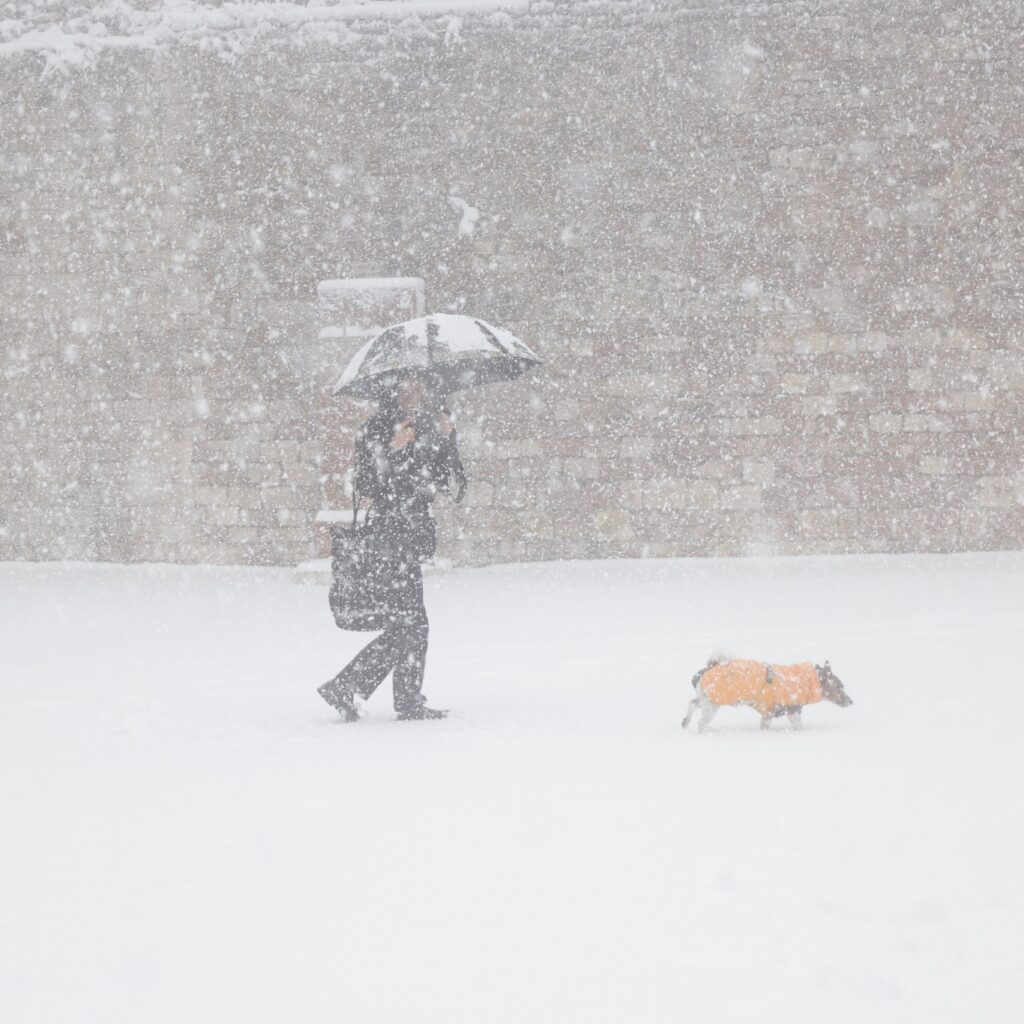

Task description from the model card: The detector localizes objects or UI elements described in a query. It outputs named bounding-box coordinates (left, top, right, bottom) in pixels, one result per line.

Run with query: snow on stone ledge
left=318, top=278, right=427, bottom=300
left=0, top=0, right=533, bottom=71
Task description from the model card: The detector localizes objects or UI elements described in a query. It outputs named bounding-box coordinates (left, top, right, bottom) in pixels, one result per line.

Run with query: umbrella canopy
left=334, top=314, right=541, bottom=399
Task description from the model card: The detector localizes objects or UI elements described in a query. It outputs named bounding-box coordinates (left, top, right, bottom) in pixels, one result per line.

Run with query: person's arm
left=358, top=417, right=428, bottom=504
left=353, top=424, right=387, bottom=504
left=432, top=410, right=468, bottom=503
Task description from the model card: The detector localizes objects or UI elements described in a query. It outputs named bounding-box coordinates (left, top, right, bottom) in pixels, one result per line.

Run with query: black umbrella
left=334, top=314, right=541, bottom=399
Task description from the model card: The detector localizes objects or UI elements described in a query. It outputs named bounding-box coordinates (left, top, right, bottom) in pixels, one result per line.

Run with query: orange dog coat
left=699, top=660, right=822, bottom=718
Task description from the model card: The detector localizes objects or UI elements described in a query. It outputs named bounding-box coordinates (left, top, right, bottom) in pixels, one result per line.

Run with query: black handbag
left=328, top=497, right=399, bottom=631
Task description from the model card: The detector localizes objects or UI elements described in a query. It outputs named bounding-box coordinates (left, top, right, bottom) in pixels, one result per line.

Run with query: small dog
left=681, top=655, right=853, bottom=732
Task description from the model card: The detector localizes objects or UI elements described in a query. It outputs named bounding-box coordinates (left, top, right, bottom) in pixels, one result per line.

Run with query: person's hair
left=377, top=384, right=402, bottom=421
left=418, top=378, right=445, bottom=415
left=382, top=373, right=445, bottom=416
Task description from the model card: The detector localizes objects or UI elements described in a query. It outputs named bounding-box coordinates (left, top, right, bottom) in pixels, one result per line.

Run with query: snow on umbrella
left=333, top=314, right=541, bottom=399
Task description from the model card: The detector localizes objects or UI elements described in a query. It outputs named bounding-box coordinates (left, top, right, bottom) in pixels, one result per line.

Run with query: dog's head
left=817, top=662, right=853, bottom=707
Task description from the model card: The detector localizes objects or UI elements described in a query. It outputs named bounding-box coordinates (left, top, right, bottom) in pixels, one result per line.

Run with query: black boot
left=317, top=679, right=361, bottom=722
left=395, top=700, right=448, bottom=721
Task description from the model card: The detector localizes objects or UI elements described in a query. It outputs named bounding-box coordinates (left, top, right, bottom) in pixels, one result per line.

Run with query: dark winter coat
left=354, top=408, right=465, bottom=561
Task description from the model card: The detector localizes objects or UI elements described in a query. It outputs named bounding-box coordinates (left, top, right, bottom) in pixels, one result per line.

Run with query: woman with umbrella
left=317, top=314, right=540, bottom=722
left=318, top=372, right=463, bottom=720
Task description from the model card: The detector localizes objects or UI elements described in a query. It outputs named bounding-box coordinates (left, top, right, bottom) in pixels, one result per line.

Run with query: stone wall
left=1, top=0, right=1022, bottom=566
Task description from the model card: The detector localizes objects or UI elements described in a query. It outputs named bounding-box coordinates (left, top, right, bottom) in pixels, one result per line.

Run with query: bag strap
left=352, top=491, right=373, bottom=528
left=452, top=443, right=468, bottom=504
left=351, top=477, right=373, bottom=528
left=444, top=426, right=468, bottom=504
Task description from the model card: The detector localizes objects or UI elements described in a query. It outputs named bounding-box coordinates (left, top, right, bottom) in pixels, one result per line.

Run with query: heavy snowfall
left=3, top=1, right=1024, bottom=1022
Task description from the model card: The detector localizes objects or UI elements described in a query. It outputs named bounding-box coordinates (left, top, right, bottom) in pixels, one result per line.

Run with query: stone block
left=907, top=368, right=931, bottom=391
left=801, top=395, right=839, bottom=416
left=869, top=414, right=903, bottom=433
left=799, top=509, right=859, bottom=537
left=742, top=460, right=775, bottom=485
left=794, top=333, right=860, bottom=355
left=975, top=477, right=1017, bottom=509
left=592, top=508, right=635, bottom=541
left=641, top=478, right=719, bottom=511
left=721, top=485, right=762, bottom=511
left=903, top=414, right=951, bottom=433
left=206, top=506, right=241, bottom=526
left=463, top=481, right=495, bottom=508
left=944, top=391, right=996, bottom=412
left=781, top=373, right=810, bottom=394
left=619, top=436, right=653, bottom=458
left=829, top=374, right=865, bottom=394
left=695, top=460, right=736, bottom=481
left=716, top=417, right=783, bottom=437
left=919, top=456, right=951, bottom=476
left=564, top=458, right=602, bottom=480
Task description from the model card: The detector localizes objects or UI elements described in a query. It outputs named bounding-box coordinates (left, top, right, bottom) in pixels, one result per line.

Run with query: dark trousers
left=327, top=560, right=429, bottom=712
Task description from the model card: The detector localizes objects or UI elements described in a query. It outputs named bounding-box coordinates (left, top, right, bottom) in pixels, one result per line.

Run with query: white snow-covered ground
left=2, top=552, right=1023, bottom=1023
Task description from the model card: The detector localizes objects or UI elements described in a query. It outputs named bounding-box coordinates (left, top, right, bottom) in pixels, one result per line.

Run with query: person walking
left=317, top=374, right=465, bottom=721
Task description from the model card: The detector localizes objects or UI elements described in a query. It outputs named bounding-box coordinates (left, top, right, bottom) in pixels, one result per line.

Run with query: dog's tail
left=692, top=649, right=734, bottom=689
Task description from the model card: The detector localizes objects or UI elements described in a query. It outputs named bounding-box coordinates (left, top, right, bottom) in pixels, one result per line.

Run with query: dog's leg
left=681, top=696, right=700, bottom=730
left=787, top=708, right=803, bottom=731
left=760, top=713, right=772, bottom=730
left=697, top=698, right=719, bottom=734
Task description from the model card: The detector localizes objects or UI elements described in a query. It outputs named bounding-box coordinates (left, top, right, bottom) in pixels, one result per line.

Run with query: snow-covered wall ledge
left=0, top=0, right=891, bottom=71
left=0, top=0, right=534, bottom=70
